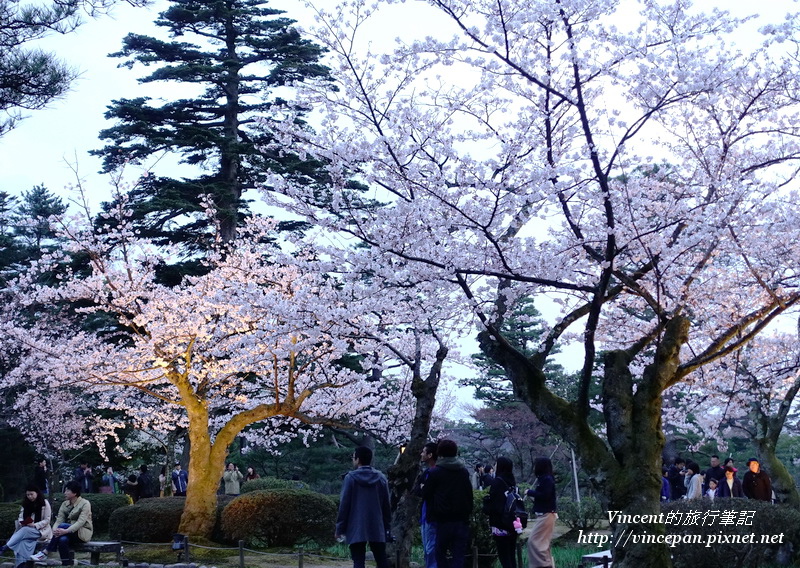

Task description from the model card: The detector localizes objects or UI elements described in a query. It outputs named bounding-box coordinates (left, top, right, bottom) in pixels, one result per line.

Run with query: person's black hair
left=484, top=464, right=493, bottom=473
left=495, top=456, right=517, bottom=486
left=686, top=461, right=700, bottom=475
left=64, top=480, right=82, bottom=496
left=534, top=457, right=553, bottom=477
left=353, top=446, right=373, bottom=465
left=140, top=464, right=148, bottom=473
left=495, top=457, right=513, bottom=476
left=711, top=455, right=719, bottom=460
left=437, top=439, right=458, bottom=458
left=674, top=457, right=685, bottom=465
left=21, top=484, right=45, bottom=521
left=723, top=457, right=734, bottom=467
left=423, top=441, right=438, bottom=459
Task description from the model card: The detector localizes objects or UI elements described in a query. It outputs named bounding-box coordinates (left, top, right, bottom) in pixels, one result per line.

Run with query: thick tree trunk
left=480, top=316, right=689, bottom=568
left=386, top=340, right=446, bottom=568
left=177, top=428, right=228, bottom=538
left=604, top=351, right=671, bottom=567
left=757, top=439, right=800, bottom=506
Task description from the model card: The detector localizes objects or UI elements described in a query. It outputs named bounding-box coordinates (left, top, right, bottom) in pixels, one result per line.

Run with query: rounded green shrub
left=662, top=498, right=800, bottom=567
left=0, top=503, right=20, bottom=540
left=108, top=496, right=234, bottom=543
left=87, top=493, right=130, bottom=534
left=559, top=496, right=603, bottom=531
left=221, top=489, right=336, bottom=547
left=109, top=498, right=184, bottom=542
left=240, top=477, right=309, bottom=494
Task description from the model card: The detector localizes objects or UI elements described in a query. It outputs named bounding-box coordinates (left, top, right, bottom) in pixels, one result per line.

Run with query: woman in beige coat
left=0, top=484, right=52, bottom=567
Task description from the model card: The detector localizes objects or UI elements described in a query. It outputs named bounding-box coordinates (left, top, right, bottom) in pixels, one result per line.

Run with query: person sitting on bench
left=32, top=481, right=93, bottom=566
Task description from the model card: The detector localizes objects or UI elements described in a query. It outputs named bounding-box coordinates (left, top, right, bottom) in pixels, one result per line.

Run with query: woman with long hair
left=0, top=484, right=53, bottom=567
left=488, top=457, right=520, bottom=568
left=526, top=457, right=557, bottom=568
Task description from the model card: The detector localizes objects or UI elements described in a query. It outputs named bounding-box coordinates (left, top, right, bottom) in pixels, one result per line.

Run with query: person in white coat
left=0, top=484, right=53, bottom=567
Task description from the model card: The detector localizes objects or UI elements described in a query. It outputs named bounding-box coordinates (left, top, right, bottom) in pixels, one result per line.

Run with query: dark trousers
left=434, top=521, right=470, bottom=568
left=46, top=524, right=80, bottom=566
left=349, top=541, right=388, bottom=568
left=494, top=533, right=518, bottom=568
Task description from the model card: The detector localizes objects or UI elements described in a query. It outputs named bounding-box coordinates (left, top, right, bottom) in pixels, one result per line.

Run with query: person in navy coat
left=717, top=465, right=744, bottom=498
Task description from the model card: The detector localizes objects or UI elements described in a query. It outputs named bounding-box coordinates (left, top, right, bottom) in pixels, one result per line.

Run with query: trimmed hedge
left=0, top=503, right=20, bottom=540
left=109, top=498, right=183, bottom=542
left=662, top=499, right=800, bottom=567
left=108, top=496, right=235, bottom=543
left=221, top=489, right=336, bottom=547
left=240, top=477, right=309, bottom=494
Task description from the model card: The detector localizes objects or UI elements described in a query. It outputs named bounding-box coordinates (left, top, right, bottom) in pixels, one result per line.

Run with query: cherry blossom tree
left=262, top=1, right=800, bottom=565
left=1, top=199, right=415, bottom=537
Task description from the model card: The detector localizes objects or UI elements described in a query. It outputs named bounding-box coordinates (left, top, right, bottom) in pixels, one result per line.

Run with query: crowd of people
left=664, top=454, right=773, bottom=502
left=335, top=441, right=557, bottom=568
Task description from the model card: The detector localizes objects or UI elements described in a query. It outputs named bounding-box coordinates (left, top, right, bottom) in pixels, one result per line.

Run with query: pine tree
left=92, top=0, right=330, bottom=247
left=16, top=184, right=67, bottom=251
left=0, top=0, right=78, bottom=135
left=467, top=297, right=571, bottom=408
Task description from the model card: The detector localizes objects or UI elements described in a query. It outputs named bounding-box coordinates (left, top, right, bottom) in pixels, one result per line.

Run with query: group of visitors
left=665, top=454, right=773, bottom=502
left=60, top=462, right=161, bottom=501
left=335, top=441, right=557, bottom=568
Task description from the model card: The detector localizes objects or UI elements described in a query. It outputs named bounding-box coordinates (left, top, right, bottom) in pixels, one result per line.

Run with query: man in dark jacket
left=423, top=439, right=472, bottom=568
left=667, top=458, right=687, bottom=500
left=742, top=457, right=772, bottom=502
left=703, top=455, right=725, bottom=493
left=412, top=442, right=438, bottom=568
left=336, top=446, right=391, bottom=568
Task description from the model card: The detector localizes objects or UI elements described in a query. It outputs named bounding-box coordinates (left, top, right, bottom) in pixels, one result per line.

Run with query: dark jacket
left=717, top=476, right=744, bottom=498
left=742, top=469, right=772, bottom=501
left=138, top=471, right=154, bottom=498
left=667, top=465, right=686, bottom=500
left=336, top=466, right=391, bottom=544
left=488, top=473, right=516, bottom=530
left=527, top=474, right=556, bottom=514
left=423, top=457, right=473, bottom=523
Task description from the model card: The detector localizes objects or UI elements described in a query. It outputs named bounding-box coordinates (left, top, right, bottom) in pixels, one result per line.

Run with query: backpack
left=502, top=486, right=528, bottom=530
left=483, top=480, right=529, bottom=530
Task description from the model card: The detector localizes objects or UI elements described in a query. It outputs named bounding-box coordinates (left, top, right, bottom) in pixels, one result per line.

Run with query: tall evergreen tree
left=16, top=184, right=67, bottom=251
left=92, top=0, right=330, bottom=247
left=466, top=297, right=571, bottom=408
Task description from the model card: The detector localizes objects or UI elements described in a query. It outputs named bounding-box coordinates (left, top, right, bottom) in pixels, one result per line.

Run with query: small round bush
left=84, top=493, right=130, bottom=534
left=109, top=498, right=184, bottom=542
left=559, top=496, right=603, bottom=531
left=221, top=489, right=336, bottom=547
left=0, top=503, right=20, bottom=540
left=240, top=477, right=309, bottom=494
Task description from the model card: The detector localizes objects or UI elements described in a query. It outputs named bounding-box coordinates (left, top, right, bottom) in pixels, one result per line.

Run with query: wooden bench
left=72, top=541, right=122, bottom=566
left=579, top=549, right=612, bottom=568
